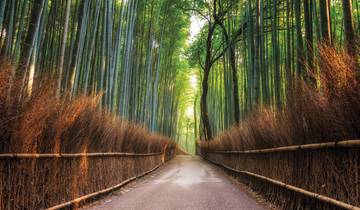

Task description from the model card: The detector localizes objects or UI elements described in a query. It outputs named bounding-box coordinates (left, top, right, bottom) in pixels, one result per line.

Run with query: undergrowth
left=200, top=45, right=360, bottom=151
left=0, top=58, right=175, bottom=154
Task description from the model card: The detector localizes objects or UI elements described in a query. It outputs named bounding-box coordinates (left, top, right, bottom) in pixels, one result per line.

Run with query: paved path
left=84, top=156, right=268, bottom=210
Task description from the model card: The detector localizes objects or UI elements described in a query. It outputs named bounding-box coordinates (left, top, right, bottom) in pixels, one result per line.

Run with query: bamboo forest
left=0, top=0, right=360, bottom=209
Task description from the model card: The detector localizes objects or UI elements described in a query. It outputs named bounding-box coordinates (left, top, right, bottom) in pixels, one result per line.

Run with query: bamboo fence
left=206, top=139, right=360, bottom=154
left=46, top=162, right=163, bottom=210
left=0, top=152, right=163, bottom=159
left=199, top=139, right=360, bottom=209
left=0, top=151, right=171, bottom=209
left=204, top=156, right=360, bottom=210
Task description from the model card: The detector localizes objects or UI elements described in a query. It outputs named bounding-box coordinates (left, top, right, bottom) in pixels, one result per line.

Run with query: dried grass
left=200, top=45, right=360, bottom=151
left=0, top=59, right=176, bottom=209
left=198, top=45, right=360, bottom=209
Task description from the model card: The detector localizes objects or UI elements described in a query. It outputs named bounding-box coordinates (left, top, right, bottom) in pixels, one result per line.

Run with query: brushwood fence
left=198, top=140, right=360, bottom=210
left=0, top=149, right=175, bottom=210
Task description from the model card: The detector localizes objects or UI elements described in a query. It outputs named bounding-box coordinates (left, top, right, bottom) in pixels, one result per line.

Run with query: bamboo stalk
left=0, top=152, right=163, bottom=159
left=207, top=139, right=360, bottom=154
left=204, top=157, right=360, bottom=210
left=46, top=162, right=163, bottom=210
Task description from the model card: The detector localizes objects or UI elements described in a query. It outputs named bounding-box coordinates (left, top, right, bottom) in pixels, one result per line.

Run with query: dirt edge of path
left=202, top=158, right=279, bottom=210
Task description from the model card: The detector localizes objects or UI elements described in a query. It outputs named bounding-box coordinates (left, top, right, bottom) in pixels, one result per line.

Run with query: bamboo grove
left=185, top=0, right=360, bottom=140
left=1, top=0, right=360, bottom=148
left=0, top=0, right=191, bottom=140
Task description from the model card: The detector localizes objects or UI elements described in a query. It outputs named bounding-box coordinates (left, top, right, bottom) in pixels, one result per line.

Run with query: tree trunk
left=201, top=23, right=215, bottom=141
left=294, top=0, right=305, bottom=77
left=246, top=2, right=254, bottom=109
left=285, top=0, right=293, bottom=90
left=0, top=0, right=6, bottom=33
left=218, top=20, right=241, bottom=124
left=69, top=0, right=86, bottom=96
left=254, top=0, right=261, bottom=106
left=194, top=94, right=198, bottom=140
left=18, top=0, right=45, bottom=79
left=273, top=0, right=281, bottom=108
left=57, top=0, right=71, bottom=98
left=319, top=0, right=332, bottom=44
left=304, top=0, right=313, bottom=67
left=229, top=44, right=240, bottom=124
left=342, top=0, right=356, bottom=57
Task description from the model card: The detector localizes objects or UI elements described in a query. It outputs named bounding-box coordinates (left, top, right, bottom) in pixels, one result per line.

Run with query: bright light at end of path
left=186, top=107, right=194, bottom=118
left=189, top=16, right=205, bottom=44
left=190, top=74, right=198, bottom=89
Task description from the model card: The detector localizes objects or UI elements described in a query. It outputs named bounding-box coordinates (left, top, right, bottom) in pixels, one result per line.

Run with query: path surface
left=84, top=156, right=268, bottom=210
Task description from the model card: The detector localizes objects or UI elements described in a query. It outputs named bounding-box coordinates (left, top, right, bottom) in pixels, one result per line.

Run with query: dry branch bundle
left=198, top=45, right=360, bottom=209
left=203, top=155, right=360, bottom=210
left=0, top=60, right=177, bottom=209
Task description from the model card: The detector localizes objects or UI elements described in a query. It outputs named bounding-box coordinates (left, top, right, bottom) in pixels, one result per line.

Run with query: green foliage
left=0, top=0, right=193, bottom=149
left=186, top=0, right=360, bottom=139
left=1, top=0, right=359, bottom=150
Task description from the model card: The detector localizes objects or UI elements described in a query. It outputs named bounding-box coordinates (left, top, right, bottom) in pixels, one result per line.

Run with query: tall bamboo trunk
left=57, top=0, right=71, bottom=98
left=18, top=0, right=45, bottom=89
left=294, top=0, right=305, bottom=78
left=0, top=0, right=6, bottom=33
left=218, top=19, right=241, bottom=124
left=285, top=0, right=293, bottom=91
left=304, top=0, right=315, bottom=83
left=273, top=0, right=281, bottom=108
left=229, top=44, right=240, bottom=124
left=319, top=0, right=332, bottom=44
left=342, top=0, right=356, bottom=57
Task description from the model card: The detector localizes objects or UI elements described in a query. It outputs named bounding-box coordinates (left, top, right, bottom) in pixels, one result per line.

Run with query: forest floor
left=82, top=156, right=270, bottom=210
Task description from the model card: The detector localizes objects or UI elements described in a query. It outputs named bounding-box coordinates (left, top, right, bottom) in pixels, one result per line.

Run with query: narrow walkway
left=84, top=156, right=268, bottom=210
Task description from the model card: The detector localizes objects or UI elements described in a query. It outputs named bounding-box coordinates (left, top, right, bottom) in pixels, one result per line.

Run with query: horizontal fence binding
left=0, top=152, right=163, bottom=159
left=207, top=139, right=360, bottom=154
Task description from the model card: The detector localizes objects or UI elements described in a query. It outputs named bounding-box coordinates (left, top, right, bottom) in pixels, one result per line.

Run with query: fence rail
left=46, top=162, right=163, bottom=210
left=200, top=139, right=360, bottom=209
left=207, top=139, right=360, bottom=154
left=1, top=150, right=169, bottom=209
left=203, top=156, right=360, bottom=210
left=0, top=152, right=163, bottom=159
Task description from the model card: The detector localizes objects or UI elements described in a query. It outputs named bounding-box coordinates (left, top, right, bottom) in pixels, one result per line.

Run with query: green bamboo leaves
left=0, top=0, right=191, bottom=142
left=188, top=0, right=359, bottom=140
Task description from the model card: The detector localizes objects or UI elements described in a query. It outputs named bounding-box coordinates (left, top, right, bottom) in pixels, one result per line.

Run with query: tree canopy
left=0, top=0, right=359, bottom=152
